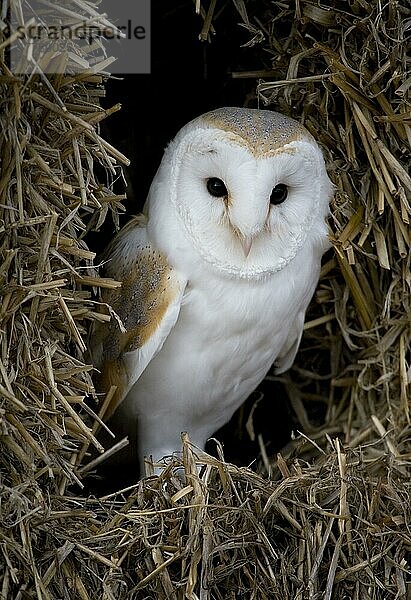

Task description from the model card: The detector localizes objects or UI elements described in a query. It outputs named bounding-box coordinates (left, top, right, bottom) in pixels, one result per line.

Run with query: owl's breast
left=123, top=246, right=319, bottom=450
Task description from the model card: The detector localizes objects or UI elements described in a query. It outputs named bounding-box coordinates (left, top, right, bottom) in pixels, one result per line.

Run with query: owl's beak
left=239, top=235, right=253, bottom=258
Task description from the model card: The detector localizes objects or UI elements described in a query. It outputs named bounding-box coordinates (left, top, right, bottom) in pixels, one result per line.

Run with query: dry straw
left=0, top=1, right=410, bottom=599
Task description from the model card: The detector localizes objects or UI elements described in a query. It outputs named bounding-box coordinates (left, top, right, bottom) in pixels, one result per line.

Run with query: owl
left=91, top=107, right=333, bottom=475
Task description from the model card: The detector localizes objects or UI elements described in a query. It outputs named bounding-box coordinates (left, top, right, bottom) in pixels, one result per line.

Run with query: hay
left=0, top=1, right=410, bottom=599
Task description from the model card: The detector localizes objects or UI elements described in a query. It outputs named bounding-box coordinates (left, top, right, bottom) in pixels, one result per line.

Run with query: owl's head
left=147, top=107, right=333, bottom=279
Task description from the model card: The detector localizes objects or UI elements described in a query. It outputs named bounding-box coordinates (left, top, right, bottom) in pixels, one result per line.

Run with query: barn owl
left=91, top=107, right=333, bottom=475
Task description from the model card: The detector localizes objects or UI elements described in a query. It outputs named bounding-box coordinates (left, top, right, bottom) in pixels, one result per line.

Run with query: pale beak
left=240, top=235, right=253, bottom=258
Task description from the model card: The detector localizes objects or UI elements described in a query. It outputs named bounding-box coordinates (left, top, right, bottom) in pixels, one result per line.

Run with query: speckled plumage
left=92, top=216, right=184, bottom=419
left=200, top=107, right=311, bottom=156
left=90, top=107, right=333, bottom=475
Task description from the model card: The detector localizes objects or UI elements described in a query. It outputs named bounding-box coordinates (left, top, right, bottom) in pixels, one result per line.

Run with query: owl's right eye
left=270, top=184, right=288, bottom=205
left=206, top=177, right=227, bottom=198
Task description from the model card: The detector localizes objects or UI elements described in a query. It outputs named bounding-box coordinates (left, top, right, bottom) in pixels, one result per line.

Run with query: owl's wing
left=274, top=310, right=305, bottom=374
left=90, top=215, right=187, bottom=420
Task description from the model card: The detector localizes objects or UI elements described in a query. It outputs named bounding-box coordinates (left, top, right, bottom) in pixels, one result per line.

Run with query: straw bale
left=0, top=1, right=410, bottom=599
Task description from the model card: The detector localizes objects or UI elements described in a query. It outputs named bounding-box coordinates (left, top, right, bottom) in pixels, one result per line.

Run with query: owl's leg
left=137, top=416, right=208, bottom=477
left=137, top=434, right=185, bottom=476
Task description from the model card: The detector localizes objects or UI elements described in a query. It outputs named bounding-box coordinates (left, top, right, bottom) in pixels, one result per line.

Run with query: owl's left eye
left=206, top=177, right=227, bottom=198
left=270, top=184, right=288, bottom=205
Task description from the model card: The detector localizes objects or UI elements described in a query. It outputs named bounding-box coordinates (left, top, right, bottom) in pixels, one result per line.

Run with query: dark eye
left=270, top=184, right=288, bottom=205
left=206, top=177, right=227, bottom=198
